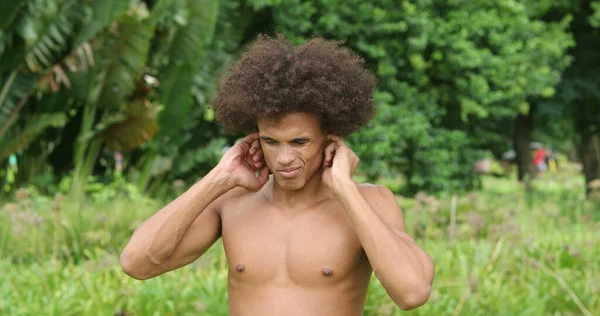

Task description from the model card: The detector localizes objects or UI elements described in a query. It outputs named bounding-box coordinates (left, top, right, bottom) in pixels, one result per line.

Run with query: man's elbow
left=395, top=284, right=432, bottom=311
left=120, top=250, right=153, bottom=280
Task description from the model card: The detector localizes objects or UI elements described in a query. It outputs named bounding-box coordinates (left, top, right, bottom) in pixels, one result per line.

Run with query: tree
left=0, top=0, right=229, bottom=199
left=246, top=0, right=573, bottom=193
left=528, top=0, right=600, bottom=195
left=0, top=0, right=89, bottom=194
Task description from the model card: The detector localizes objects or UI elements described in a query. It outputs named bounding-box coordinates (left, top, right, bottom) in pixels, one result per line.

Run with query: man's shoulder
left=215, top=178, right=275, bottom=215
left=355, top=182, right=405, bottom=228
left=356, top=182, right=396, bottom=202
left=213, top=186, right=255, bottom=215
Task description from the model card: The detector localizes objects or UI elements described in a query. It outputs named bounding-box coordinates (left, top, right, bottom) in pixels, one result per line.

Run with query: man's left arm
left=322, top=135, right=434, bottom=310
left=336, top=182, right=434, bottom=310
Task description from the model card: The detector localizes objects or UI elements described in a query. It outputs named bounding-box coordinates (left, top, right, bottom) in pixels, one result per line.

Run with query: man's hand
left=216, top=133, right=269, bottom=192
left=322, top=135, right=359, bottom=194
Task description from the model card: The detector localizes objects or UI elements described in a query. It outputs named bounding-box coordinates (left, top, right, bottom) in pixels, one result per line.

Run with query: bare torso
left=218, top=179, right=374, bottom=316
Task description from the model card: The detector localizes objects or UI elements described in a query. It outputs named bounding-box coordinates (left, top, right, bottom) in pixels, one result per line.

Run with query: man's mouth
left=278, top=167, right=301, bottom=179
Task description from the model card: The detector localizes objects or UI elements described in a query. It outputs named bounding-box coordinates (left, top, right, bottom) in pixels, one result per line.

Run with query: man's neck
left=270, top=169, right=330, bottom=210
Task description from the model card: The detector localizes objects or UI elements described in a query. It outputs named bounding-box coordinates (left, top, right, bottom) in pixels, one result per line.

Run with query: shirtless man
left=120, top=34, right=434, bottom=315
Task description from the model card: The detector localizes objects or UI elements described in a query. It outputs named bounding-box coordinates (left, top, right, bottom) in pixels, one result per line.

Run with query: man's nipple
left=321, top=267, right=333, bottom=277
left=236, top=264, right=245, bottom=272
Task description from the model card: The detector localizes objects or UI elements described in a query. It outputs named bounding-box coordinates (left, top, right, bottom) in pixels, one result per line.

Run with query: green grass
left=1, top=174, right=599, bottom=315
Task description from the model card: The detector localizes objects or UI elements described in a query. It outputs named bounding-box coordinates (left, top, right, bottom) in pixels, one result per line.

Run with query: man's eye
left=293, top=140, right=308, bottom=145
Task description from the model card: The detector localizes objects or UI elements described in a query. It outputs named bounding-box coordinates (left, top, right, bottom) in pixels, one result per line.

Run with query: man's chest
left=219, top=202, right=369, bottom=286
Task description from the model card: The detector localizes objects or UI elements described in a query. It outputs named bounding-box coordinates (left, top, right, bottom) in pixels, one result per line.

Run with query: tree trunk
left=514, top=103, right=535, bottom=182
left=405, top=140, right=416, bottom=195
left=70, top=102, right=98, bottom=200
left=134, top=151, right=157, bottom=192
left=578, top=132, right=600, bottom=196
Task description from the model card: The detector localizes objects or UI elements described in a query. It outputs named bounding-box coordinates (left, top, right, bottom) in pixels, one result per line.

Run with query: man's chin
left=275, top=176, right=304, bottom=191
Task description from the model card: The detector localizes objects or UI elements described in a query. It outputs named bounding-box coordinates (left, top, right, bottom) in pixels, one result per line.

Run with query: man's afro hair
left=212, top=34, right=377, bottom=137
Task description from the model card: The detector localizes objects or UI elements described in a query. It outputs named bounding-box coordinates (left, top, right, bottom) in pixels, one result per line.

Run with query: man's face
left=257, top=112, right=326, bottom=191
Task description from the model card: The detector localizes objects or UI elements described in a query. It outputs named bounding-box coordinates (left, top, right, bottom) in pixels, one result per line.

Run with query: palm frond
left=148, top=0, right=183, bottom=25
left=101, top=99, right=162, bottom=152
left=94, top=6, right=155, bottom=109
left=0, top=112, right=67, bottom=160
left=19, top=0, right=86, bottom=73
left=37, top=39, right=96, bottom=94
left=168, top=0, right=219, bottom=62
left=0, top=72, right=35, bottom=138
left=157, top=0, right=219, bottom=136
left=156, top=64, right=196, bottom=136
left=73, top=0, right=131, bottom=47
left=0, top=0, right=25, bottom=29
left=192, top=0, right=244, bottom=108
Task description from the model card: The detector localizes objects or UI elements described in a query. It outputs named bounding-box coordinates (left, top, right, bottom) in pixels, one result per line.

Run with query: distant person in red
left=534, top=147, right=547, bottom=175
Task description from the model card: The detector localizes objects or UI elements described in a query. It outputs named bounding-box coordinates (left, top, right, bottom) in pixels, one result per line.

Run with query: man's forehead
left=259, top=125, right=320, bottom=139
left=257, top=112, right=322, bottom=132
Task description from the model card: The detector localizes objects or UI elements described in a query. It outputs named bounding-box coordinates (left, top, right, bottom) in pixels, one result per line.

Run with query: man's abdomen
left=226, top=279, right=368, bottom=316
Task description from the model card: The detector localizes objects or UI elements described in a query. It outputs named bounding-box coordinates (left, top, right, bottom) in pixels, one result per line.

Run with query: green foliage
left=156, top=0, right=219, bottom=136
left=19, top=0, right=85, bottom=72
left=530, top=0, right=600, bottom=190
left=171, top=137, right=228, bottom=178
left=101, top=99, right=162, bottom=152
left=73, top=0, right=131, bottom=47
left=68, top=1, right=161, bottom=199
left=92, top=4, right=155, bottom=110
left=0, top=112, right=67, bottom=161
left=0, top=0, right=24, bottom=30
left=410, top=130, right=482, bottom=193
left=0, top=72, right=35, bottom=137
left=0, top=0, right=86, bottom=73
left=141, top=0, right=246, bottom=187
left=1, top=176, right=598, bottom=314
left=251, top=0, right=573, bottom=193
left=591, top=1, right=600, bottom=27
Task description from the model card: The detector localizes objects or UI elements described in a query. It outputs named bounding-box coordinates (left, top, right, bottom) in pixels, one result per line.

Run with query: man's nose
left=276, top=146, right=295, bottom=165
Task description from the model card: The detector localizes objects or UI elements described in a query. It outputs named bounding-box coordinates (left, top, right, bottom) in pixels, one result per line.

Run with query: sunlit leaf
left=102, top=99, right=162, bottom=152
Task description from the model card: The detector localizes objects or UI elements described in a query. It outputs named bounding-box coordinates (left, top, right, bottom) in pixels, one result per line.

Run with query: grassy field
left=1, top=172, right=599, bottom=315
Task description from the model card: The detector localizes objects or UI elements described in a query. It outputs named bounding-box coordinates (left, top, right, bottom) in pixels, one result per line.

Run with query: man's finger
left=254, top=150, right=266, bottom=168
left=326, top=134, right=345, bottom=145
left=249, top=139, right=260, bottom=154
left=239, top=133, right=259, bottom=147
left=352, top=156, right=360, bottom=174
left=324, top=142, right=337, bottom=167
left=256, top=166, right=269, bottom=186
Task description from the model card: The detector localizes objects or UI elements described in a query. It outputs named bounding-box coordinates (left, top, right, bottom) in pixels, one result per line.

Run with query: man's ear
left=323, top=130, right=333, bottom=143
left=320, top=133, right=329, bottom=168
left=322, top=133, right=332, bottom=154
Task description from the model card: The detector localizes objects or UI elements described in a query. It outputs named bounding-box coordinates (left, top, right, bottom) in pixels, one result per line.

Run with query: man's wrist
left=204, top=167, right=236, bottom=193
left=331, top=177, right=356, bottom=198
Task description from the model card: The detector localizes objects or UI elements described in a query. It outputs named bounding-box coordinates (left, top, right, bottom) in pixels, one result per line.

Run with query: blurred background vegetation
left=1, top=0, right=599, bottom=315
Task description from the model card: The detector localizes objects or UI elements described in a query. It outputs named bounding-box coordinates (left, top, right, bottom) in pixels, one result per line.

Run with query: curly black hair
left=212, top=34, right=377, bottom=137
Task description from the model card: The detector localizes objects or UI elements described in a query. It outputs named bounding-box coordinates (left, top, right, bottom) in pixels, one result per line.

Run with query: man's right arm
left=119, top=168, right=236, bottom=280
left=120, top=133, right=268, bottom=280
